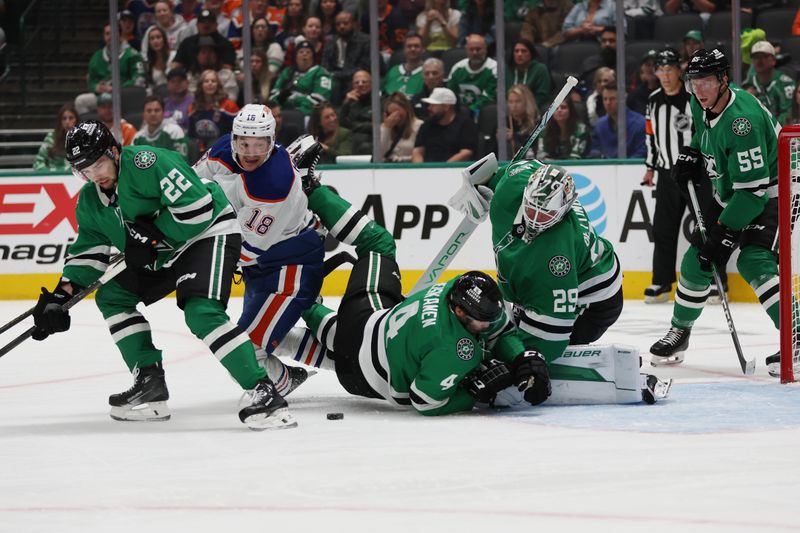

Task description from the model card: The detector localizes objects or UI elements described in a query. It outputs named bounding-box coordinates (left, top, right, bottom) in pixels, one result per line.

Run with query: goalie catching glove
left=512, top=350, right=551, bottom=406
left=462, top=359, right=515, bottom=404
left=448, top=153, right=499, bottom=224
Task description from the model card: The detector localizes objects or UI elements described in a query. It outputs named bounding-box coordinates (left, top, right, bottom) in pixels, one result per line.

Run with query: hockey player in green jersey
left=448, top=153, right=671, bottom=404
left=649, top=48, right=784, bottom=376
left=270, top=40, right=332, bottom=116
left=281, top=162, right=553, bottom=415
left=30, top=120, right=295, bottom=430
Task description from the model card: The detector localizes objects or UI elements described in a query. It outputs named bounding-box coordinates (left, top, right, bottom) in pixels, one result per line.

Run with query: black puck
left=326, top=412, right=344, bottom=420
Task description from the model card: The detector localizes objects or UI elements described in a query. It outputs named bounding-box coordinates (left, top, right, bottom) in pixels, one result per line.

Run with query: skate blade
left=244, top=407, right=298, bottom=431
left=767, top=362, right=780, bottom=378
left=706, top=295, right=722, bottom=305
left=653, top=378, right=673, bottom=401
left=109, top=401, right=171, bottom=422
left=650, top=352, right=685, bottom=366
left=644, top=294, right=669, bottom=304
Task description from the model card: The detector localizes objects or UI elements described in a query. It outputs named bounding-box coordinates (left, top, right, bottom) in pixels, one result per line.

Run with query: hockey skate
left=641, top=374, right=673, bottom=404
left=109, top=363, right=171, bottom=421
left=766, top=351, right=780, bottom=377
left=284, top=365, right=314, bottom=396
left=706, top=283, right=727, bottom=305
left=238, top=378, right=297, bottom=431
left=643, top=284, right=671, bottom=304
left=649, top=327, right=691, bottom=366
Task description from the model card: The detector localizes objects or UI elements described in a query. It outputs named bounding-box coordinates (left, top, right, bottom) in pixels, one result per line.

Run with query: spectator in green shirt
left=133, top=95, right=190, bottom=161
left=33, top=104, right=79, bottom=172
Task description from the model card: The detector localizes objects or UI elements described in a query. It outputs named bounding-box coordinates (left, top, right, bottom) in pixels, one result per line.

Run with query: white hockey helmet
left=521, top=163, right=577, bottom=236
left=231, top=103, right=277, bottom=167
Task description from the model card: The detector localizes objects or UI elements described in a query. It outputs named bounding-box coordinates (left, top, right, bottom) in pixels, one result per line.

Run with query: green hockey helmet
left=521, top=164, right=577, bottom=236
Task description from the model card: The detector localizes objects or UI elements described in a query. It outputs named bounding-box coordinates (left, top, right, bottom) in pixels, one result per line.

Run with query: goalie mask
left=231, top=104, right=276, bottom=169
left=521, top=164, right=577, bottom=237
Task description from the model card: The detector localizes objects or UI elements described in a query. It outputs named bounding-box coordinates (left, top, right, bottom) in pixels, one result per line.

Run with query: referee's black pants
left=651, top=169, right=727, bottom=287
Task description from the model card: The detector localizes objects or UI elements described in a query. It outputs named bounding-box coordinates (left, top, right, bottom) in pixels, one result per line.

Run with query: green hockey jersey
left=270, top=65, right=332, bottom=115
left=446, top=58, right=497, bottom=112
left=689, top=84, right=781, bottom=231
left=87, top=44, right=145, bottom=92
left=363, top=278, right=524, bottom=416
left=488, top=159, right=622, bottom=362
left=62, top=145, right=238, bottom=287
left=382, top=64, right=424, bottom=97
left=744, top=68, right=795, bottom=126
left=133, top=120, right=189, bottom=161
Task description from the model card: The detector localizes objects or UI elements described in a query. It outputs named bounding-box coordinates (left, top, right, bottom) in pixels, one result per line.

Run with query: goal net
left=778, top=126, right=800, bottom=383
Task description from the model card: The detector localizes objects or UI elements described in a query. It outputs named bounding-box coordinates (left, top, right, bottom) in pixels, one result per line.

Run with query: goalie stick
left=410, top=75, right=579, bottom=294
left=686, top=184, right=756, bottom=375
left=0, top=253, right=127, bottom=359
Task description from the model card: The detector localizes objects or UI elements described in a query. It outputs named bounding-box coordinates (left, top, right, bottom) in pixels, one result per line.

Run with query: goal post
left=778, top=126, right=800, bottom=383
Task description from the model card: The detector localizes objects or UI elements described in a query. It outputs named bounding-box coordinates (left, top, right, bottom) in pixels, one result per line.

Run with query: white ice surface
left=1, top=297, right=799, bottom=533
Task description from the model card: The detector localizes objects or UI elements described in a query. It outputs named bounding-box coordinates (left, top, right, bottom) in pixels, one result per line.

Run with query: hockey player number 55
left=160, top=168, right=192, bottom=201
left=736, top=147, right=764, bottom=172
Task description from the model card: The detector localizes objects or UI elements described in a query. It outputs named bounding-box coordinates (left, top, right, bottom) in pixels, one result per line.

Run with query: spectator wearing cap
left=411, top=57, right=446, bottom=120
left=133, top=95, right=190, bottom=160
left=383, top=33, right=425, bottom=98
left=447, top=33, right=497, bottom=115
left=185, top=34, right=239, bottom=102
left=164, top=67, right=193, bottom=132
left=96, top=93, right=138, bottom=146
left=119, top=10, right=142, bottom=51
left=412, top=87, right=478, bottom=162
left=271, top=39, right=333, bottom=116
left=190, top=0, right=231, bottom=37
left=745, top=40, right=796, bottom=125
left=680, top=30, right=703, bottom=72
left=74, top=24, right=145, bottom=115
left=172, top=9, right=236, bottom=72
left=627, top=49, right=659, bottom=115
left=506, top=38, right=551, bottom=108
left=589, top=81, right=646, bottom=159
left=322, top=10, right=371, bottom=105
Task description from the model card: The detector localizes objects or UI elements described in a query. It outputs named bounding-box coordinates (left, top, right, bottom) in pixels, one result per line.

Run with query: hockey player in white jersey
left=193, top=104, right=324, bottom=395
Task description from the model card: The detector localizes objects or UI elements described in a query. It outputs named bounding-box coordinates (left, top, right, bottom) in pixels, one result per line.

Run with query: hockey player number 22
left=161, top=168, right=192, bottom=201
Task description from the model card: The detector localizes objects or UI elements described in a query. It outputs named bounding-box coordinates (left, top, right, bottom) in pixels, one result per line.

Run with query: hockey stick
left=0, top=254, right=127, bottom=359
left=686, top=184, right=756, bottom=375
left=0, top=307, right=34, bottom=337
left=410, top=76, right=579, bottom=294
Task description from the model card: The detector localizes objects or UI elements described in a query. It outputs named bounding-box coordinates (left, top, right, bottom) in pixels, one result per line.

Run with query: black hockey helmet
left=655, top=47, right=681, bottom=67
left=685, top=48, right=729, bottom=80
left=448, top=271, right=503, bottom=322
left=65, top=120, right=120, bottom=170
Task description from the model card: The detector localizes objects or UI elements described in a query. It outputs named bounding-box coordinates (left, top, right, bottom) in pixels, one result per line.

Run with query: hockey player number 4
left=386, top=301, right=420, bottom=339
left=160, top=168, right=192, bottom=202
left=736, top=147, right=764, bottom=172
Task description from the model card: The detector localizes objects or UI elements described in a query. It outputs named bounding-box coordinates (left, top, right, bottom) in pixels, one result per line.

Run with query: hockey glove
left=512, top=350, right=551, bottom=406
left=32, top=285, right=72, bottom=340
left=698, top=222, right=740, bottom=272
left=286, top=134, right=323, bottom=196
left=671, top=146, right=703, bottom=191
left=124, top=217, right=166, bottom=269
left=462, top=359, right=515, bottom=404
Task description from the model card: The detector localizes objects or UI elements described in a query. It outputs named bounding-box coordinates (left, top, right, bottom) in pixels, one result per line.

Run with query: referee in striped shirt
left=642, top=48, right=725, bottom=303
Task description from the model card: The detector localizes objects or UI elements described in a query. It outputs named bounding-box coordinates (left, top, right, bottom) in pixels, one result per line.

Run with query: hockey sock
left=184, top=297, right=267, bottom=389
left=308, top=186, right=396, bottom=258
left=96, top=281, right=162, bottom=371
left=274, top=327, right=334, bottom=369
left=738, top=246, right=780, bottom=329
left=301, top=303, right=338, bottom=354
left=671, top=247, right=713, bottom=329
